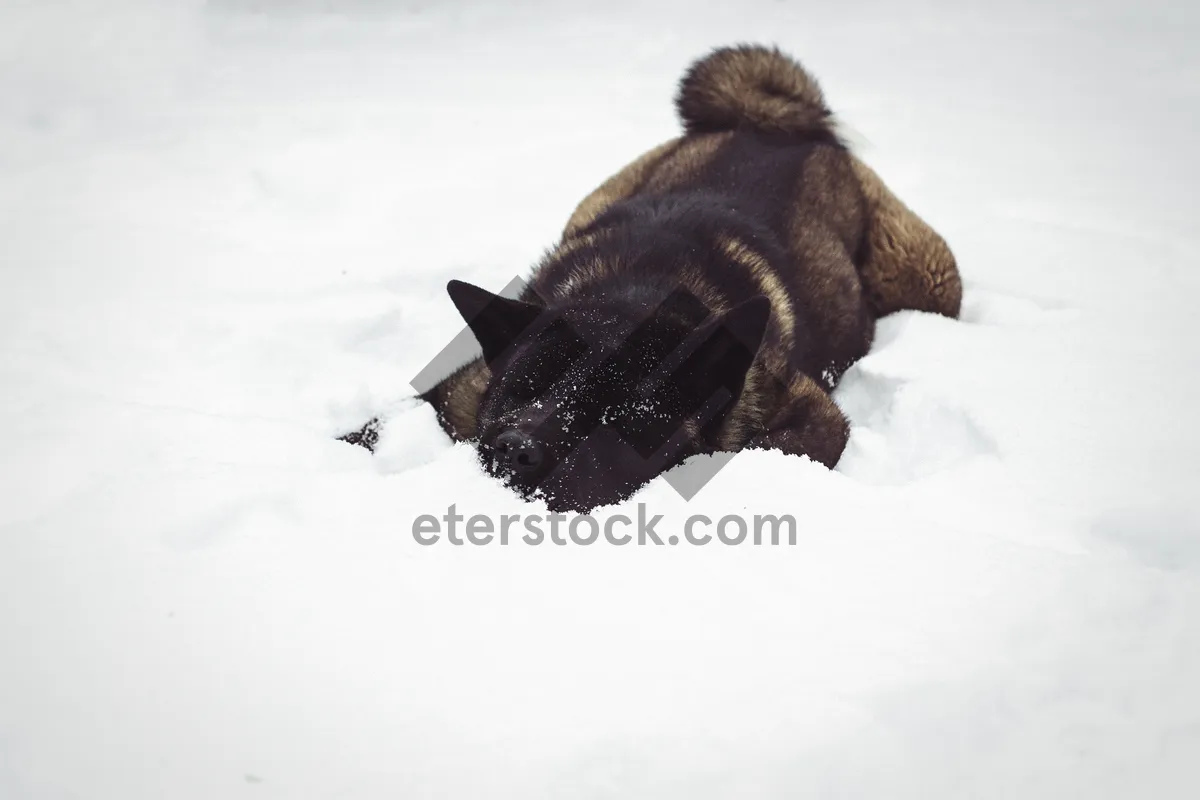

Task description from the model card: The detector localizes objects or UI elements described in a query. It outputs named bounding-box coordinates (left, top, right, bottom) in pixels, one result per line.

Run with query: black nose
left=493, top=430, right=545, bottom=474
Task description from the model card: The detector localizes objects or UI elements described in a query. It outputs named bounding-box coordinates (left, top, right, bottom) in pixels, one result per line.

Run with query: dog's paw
left=337, top=417, right=383, bottom=452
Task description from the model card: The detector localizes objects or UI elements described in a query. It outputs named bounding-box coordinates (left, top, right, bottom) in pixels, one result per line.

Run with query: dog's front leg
left=747, top=373, right=849, bottom=469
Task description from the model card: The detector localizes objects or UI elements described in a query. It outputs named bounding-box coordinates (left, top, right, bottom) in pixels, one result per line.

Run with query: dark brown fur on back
left=389, top=45, right=962, bottom=507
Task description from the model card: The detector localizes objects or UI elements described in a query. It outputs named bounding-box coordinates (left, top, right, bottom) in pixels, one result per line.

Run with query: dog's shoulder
left=562, top=133, right=734, bottom=238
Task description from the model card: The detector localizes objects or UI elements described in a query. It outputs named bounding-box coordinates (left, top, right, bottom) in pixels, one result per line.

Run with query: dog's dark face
left=446, top=280, right=770, bottom=512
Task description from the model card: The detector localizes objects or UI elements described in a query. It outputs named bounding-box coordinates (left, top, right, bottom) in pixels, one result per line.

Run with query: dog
left=347, top=45, right=962, bottom=512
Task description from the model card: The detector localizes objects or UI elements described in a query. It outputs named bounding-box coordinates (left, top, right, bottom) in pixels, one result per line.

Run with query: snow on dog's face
left=447, top=280, right=769, bottom=512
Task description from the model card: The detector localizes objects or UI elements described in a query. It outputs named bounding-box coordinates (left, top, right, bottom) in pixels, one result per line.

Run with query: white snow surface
left=2, top=0, right=1199, bottom=797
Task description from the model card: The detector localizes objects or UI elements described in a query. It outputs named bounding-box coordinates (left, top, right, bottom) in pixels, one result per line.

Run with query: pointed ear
left=679, top=295, right=771, bottom=403
left=447, top=280, right=543, bottom=364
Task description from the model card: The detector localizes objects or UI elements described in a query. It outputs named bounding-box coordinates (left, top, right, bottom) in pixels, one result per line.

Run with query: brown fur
left=747, top=372, right=850, bottom=468
left=563, top=132, right=733, bottom=237
left=422, top=357, right=489, bottom=441
left=419, top=45, right=961, bottom=477
left=676, top=44, right=833, bottom=136
left=850, top=155, right=963, bottom=317
left=563, top=138, right=683, bottom=236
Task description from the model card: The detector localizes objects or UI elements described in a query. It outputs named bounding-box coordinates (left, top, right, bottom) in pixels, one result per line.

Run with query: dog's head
left=446, top=280, right=770, bottom=512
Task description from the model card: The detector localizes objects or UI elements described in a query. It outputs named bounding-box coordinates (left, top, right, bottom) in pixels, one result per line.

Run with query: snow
left=2, top=0, right=1199, bottom=797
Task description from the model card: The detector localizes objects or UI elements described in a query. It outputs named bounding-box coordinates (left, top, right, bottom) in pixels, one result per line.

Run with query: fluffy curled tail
left=675, top=44, right=836, bottom=137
